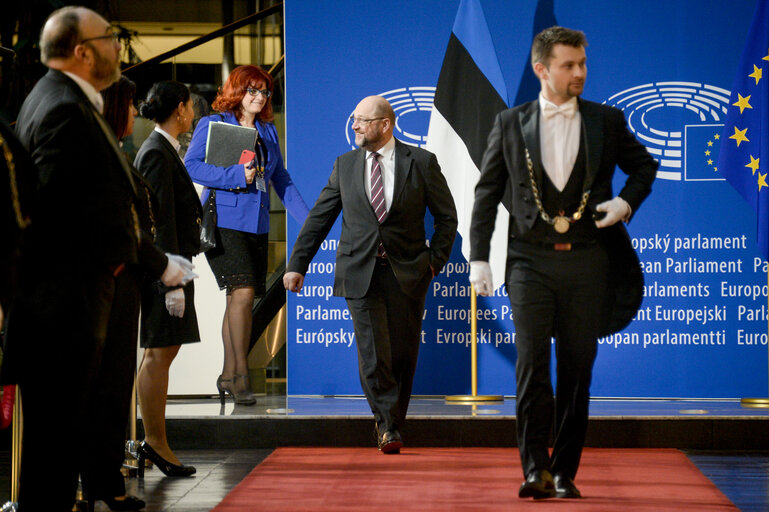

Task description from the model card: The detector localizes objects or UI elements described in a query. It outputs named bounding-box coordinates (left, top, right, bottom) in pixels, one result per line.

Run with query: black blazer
left=470, top=98, right=658, bottom=335
left=134, top=130, right=203, bottom=258
left=288, top=139, right=458, bottom=300
left=6, top=70, right=145, bottom=384
left=14, top=69, right=140, bottom=271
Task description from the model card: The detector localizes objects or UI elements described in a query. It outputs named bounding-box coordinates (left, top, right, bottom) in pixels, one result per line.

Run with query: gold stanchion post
left=1, top=386, right=23, bottom=511
left=741, top=268, right=769, bottom=407
left=446, top=284, right=503, bottom=402
left=122, top=375, right=146, bottom=475
left=11, top=387, right=21, bottom=502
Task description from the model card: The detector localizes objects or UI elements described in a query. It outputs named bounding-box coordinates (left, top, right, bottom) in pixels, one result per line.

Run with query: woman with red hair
left=185, top=65, right=308, bottom=405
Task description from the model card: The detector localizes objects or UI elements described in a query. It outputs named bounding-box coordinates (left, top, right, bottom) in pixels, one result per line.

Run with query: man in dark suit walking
left=284, top=95, right=457, bottom=453
left=469, top=26, right=657, bottom=499
left=7, top=6, right=186, bottom=510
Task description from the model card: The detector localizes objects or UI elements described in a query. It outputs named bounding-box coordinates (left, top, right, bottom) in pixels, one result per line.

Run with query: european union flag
left=718, top=0, right=769, bottom=258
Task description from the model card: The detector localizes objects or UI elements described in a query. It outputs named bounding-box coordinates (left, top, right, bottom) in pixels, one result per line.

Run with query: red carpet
left=213, top=447, right=737, bottom=511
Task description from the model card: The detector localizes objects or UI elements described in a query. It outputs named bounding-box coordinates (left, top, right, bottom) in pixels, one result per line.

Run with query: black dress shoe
left=80, top=495, right=146, bottom=512
left=554, top=472, right=582, bottom=498
left=518, top=469, right=555, bottom=499
left=377, top=429, right=403, bottom=454
left=101, top=495, right=146, bottom=511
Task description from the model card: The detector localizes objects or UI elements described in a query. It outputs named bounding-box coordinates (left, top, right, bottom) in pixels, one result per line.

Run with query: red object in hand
left=0, top=384, right=16, bottom=430
left=239, top=150, right=256, bottom=165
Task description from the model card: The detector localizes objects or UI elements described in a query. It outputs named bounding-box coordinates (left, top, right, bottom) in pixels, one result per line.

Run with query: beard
left=89, top=44, right=121, bottom=89
left=356, top=132, right=381, bottom=150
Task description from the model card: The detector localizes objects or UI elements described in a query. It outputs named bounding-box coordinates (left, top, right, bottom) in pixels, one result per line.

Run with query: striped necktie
left=370, top=152, right=386, bottom=256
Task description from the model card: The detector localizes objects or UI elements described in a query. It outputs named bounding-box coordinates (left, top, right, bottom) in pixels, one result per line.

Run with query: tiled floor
left=117, top=449, right=271, bottom=512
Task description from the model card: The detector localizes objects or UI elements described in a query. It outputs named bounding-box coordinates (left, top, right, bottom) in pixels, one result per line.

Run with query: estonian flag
left=425, top=0, right=510, bottom=289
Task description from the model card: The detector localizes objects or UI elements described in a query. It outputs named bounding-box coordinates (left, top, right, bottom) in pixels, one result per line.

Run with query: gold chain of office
left=1, top=133, right=31, bottom=230
left=525, top=147, right=589, bottom=234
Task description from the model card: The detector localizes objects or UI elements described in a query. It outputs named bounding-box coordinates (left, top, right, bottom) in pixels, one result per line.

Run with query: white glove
left=162, top=253, right=198, bottom=286
left=166, top=253, right=195, bottom=272
left=160, top=257, right=184, bottom=287
left=594, top=196, right=631, bottom=228
left=469, top=261, right=494, bottom=296
left=165, top=288, right=186, bottom=318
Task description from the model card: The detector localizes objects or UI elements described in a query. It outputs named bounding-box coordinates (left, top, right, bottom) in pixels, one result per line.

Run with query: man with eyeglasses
left=285, top=95, right=457, bottom=454
left=8, top=6, right=187, bottom=510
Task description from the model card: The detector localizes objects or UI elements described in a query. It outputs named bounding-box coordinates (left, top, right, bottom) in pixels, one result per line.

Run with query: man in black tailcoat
left=6, top=6, right=186, bottom=510
left=469, top=26, right=657, bottom=500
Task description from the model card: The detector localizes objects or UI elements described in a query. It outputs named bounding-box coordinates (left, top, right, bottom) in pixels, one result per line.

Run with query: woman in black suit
left=134, top=81, right=202, bottom=477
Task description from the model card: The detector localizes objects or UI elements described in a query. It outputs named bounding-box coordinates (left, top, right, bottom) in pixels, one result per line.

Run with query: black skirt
left=205, top=227, right=268, bottom=295
left=140, top=280, right=200, bottom=349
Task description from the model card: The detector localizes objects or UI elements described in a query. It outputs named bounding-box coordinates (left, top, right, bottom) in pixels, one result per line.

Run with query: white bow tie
left=542, top=100, right=577, bottom=119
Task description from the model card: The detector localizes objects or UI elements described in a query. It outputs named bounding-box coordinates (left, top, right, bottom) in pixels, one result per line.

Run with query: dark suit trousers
left=13, top=269, right=115, bottom=511
left=346, top=260, right=426, bottom=433
left=505, top=241, right=608, bottom=480
left=81, top=268, right=142, bottom=499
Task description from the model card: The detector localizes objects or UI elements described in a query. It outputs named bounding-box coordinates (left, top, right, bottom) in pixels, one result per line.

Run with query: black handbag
left=199, top=188, right=217, bottom=252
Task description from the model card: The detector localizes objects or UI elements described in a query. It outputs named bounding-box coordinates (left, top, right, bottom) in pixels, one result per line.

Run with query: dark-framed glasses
left=350, top=116, right=384, bottom=125
left=246, top=87, right=272, bottom=98
left=80, top=32, right=119, bottom=44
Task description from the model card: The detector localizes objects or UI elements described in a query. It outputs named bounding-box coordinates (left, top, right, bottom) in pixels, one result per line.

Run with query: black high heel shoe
left=136, top=441, right=196, bottom=477
left=216, top=374, right=234, bottom=406
left=232, top=374, right=257, bottom=405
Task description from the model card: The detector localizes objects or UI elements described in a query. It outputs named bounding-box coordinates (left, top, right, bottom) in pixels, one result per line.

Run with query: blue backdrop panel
left=285, top=0, right=767, bottom=398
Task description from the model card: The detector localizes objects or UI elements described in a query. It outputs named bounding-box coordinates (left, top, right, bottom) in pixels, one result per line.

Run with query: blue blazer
left=184, top=111, right=308, bottom=234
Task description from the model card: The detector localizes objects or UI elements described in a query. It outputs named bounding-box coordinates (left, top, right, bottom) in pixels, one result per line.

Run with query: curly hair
left=211, top=65, right=274, bottom=123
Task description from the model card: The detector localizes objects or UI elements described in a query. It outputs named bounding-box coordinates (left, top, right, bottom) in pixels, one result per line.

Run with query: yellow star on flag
left=707, top=140, right=713, bottom=147
left=707, top=159, right=713, bottom=165
left=729, top=126, right=749, bottom=147
left=733, top=93, right=753, bottom=113
left=749, top=64, right=763, bottom=84
left=759, top=172, right=768, bottom=191
left=705, top=149, right=711, bottom=156
left=763, top=48, right=769, bottom=62
left=746, top=155, right=760, bottom=175
left=714, top=167, right=718, bottom=172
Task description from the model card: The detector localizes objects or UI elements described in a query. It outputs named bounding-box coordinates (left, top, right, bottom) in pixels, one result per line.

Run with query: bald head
left=40, top=6, right=120, bottom=90
left=360, top=95, right=395, bottom=123
left=40, top=6, right=89, bottom=63
left=352, top=96, right=395, bottom=151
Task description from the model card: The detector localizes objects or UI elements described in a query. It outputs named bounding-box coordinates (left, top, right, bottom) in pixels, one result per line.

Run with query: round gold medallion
left=553, top=216, right=570, bottom=233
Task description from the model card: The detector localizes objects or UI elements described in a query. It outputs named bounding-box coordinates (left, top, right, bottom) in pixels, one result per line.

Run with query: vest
left=517, top=134, right=599, bottom=244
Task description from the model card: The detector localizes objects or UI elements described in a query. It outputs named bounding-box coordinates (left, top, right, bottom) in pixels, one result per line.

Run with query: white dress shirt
left=365, top=135, right=396, bottom=211
left=154, top=126, right=182, bottom=158
left=538, top=93, right=581, bottom=191
left=63, top=71, right=104, bottom=114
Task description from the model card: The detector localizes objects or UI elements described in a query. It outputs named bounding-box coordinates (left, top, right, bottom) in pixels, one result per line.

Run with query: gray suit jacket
left=288, top=138, right=457, bottom=299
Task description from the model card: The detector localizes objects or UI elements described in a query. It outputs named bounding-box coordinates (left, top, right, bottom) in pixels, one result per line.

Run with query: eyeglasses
left=350, top=116, right=384, bottom=125
left=80, top=32, right=119, bottom=44
left=246, top=88, right=272, bottom=98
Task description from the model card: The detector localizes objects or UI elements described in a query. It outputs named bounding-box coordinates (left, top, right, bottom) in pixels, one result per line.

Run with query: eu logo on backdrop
left=344, top=86, right=436, bottom=150
left=684, top=125, right=724, bottom=180
left=605, top=81, right=730, bottom=182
